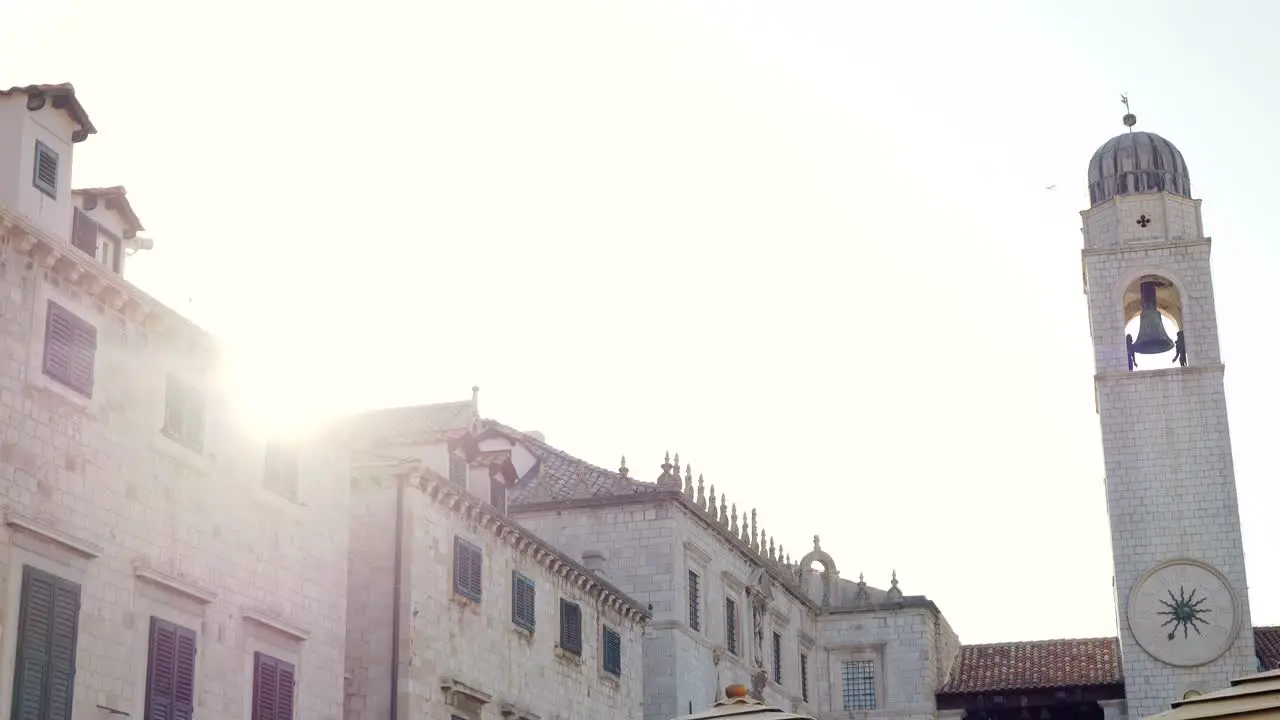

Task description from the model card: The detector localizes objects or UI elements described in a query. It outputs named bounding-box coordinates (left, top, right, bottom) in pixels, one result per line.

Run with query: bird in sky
left=1045, top=184, right=1057, bottom=190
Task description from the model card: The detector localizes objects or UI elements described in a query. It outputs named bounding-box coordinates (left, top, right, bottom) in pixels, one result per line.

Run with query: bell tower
left=1080, top=106, right=1255, bottom=720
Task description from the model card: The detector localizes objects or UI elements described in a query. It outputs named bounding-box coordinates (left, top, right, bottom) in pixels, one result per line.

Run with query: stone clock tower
left=1079, top=112, right=1256, bottom=720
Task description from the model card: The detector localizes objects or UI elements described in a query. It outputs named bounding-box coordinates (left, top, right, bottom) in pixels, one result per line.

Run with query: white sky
left=3, top=0, right=1277, bottom=644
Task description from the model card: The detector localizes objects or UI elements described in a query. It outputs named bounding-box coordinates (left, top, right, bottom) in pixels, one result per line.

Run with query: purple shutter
left=274, top=659, right=295, bottom=720
left=253, top=652, right=278, bottom=720
left=71, top=210, right=98, bottom=256
left=253, top=652, right=294, bottom=720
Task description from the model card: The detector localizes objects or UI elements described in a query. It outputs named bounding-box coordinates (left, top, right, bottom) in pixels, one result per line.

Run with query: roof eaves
left=415, top=467, right=651, bottom=622
left=1, top=83, right=97, bottom=141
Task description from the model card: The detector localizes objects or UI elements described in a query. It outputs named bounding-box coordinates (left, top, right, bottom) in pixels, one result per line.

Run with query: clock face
left=1127, top=560, right=1240, bottom=667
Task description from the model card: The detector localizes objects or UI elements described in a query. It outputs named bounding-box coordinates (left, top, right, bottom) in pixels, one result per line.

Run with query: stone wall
left=344, top=470, right=646, bottom=720
left=0, top=225, right=351, bottom=720
left=516, top=496, right=823, bottom=720
left=816, top=607, right=954, bottom=720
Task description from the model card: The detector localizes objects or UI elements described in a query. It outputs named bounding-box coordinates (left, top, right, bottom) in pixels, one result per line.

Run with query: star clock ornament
left=1126, top=559, right=1240, bottom=667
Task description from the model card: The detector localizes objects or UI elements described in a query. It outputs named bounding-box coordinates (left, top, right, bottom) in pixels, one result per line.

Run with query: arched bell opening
left=1122, top=275, right=1187, bottom=370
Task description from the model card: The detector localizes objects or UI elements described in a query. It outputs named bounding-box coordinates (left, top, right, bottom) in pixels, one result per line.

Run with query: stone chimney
left=581, top=550, right=607, bottom=577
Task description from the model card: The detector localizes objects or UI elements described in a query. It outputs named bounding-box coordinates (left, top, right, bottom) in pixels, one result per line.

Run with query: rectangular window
left=145, top=617, right=196, bottom=720
left=71, top=209, right=98, bottom=257
left=252, top=651, right=296, bottom=720
left=512, top=572, right=536, bottom=631
left=12, top=566, right=81, bottom=720
left=773, top=632, right=783, bottom=683
left=33, top=140, right=58, bottom=198
left=264, top=441, right=299, bottom=502
left=559, top=599, right=582, bottom=656
left=163, top=376, right=206, bottom=452
left=602, top=626, right=622, bottom=676
left=448, top=453, right=467, bottom=485
left=42, top=300, right=96, bottom=397
left=800, top=653, right=809, bottom=703
left=490, top=476, right=507, bottom=513
left=841, top=660, right=876, bottom=711
left=687, top=570, right=701, bottom=631
left=453, top=537, right=483, bottom=602
left=725, top=598, right=738, bottom=655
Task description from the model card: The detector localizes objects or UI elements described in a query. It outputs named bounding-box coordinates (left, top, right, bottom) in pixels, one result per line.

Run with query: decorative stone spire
left=813, top=535, right=821, bottom=552
left=885, top=570, right=903, bottom=601
left=720, top=496, right=729, bottom=527
left=730, top=503, right=739, bottom=534
left=696, top=474, right=706, bottom=507
left=778, top=544, right=785, bottom=565
left=659, top=451, right=673, bottom=483
left=750, top=509, right=759, bottom=550
left=619, top=455, right=629, bottom=477
left=855, top=572, right=870, bottom=603
left=758, top=526, right=766, bottom=555
left=768, top=536, right=776, bottom=562
left=683, top=463, right=694, bottom=497
left=708, top=484, right=717, bottom=519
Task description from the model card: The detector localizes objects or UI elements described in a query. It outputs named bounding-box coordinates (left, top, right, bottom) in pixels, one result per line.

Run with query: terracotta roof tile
left=73, top=186, right=145, bottom=234
left=939, top=637, right=1122, bottom=694
left=481, top=420, right=655, bottom=504
left=1, top=84, right=97, bottom=141
left=1258, top=626, right=1280, bottom=671
left=346, top=400, right=476, bottom=447
left=940, top=629, right=1280, bottom=695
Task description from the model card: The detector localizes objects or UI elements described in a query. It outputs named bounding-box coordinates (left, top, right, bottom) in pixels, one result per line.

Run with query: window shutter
left=174, top=626, right=196, bottom=720
left=275, top=659, right=296, bottom=720
left=42, top=301, right=96, bottom=397
left=603, top=627, right=622, bottom=676
left=512, top=573, right=535, bottom=631
left=146, top=619, right=176, bottom=720
left=12, top=566, right=80, bottom=720
left=71, top=210, right=98, bottom=257
left=33, top=141, right=58, bottom=198
left=467, top=544, right=482, bottom=599
left=13, top=568, right=55, bottom=720
left=454, top=537, right=482, bottom=601
left=164, top=380, right=181, bottom=434
left=559, top=600, right=582, bottom=656
left=490, top=476, right=507, bottom=513
left=252, top=652, right=287, bottom=720
left=43, top=303, right=74, bottom=385
left=69, top=319, right=97, bottom=397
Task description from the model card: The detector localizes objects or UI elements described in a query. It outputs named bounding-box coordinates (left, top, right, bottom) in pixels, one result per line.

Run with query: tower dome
left=1087, top=130, right=1192, bottom=207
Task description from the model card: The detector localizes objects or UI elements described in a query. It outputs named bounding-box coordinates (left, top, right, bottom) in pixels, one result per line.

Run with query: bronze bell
left=1131, top=280, right=1175, bottom=355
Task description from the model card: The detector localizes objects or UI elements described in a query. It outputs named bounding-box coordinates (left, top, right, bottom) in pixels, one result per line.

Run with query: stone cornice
left=5, top=511, right=102, bottom=558
left=416, top=470, right=651, bottom=624
left=515, top=490, right=820, bottom=613
left=0, top=205, right=215, bottom=353
left=1081, top=236, right=1211, bottom=257
left=1096, top=364, right=1223, bottom=383
left=241, top=608, right=310, bottom=642
left=134, top=562, right=218, bottom=604
left=671, top=493, right=820, bottom=613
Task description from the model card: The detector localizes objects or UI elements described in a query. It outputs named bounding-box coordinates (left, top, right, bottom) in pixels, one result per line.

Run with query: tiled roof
left=73, top=186, right=145, bottom=234
left=347, top=400, right=476, bottom=447
left=1, top=84, right=97, bottom=140
left=1259, top=626, right=1280, bottom=671
left=940, top=628, right=1280, bottom=695
left=939, top=637, right=1122, bottom=694
left=482, top=420, right=654, bottom=504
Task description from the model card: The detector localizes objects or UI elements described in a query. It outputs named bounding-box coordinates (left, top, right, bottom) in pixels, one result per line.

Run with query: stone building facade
left=0, top=84, right=351, bottom=720
left=344, top=403, right=649, bottom=720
